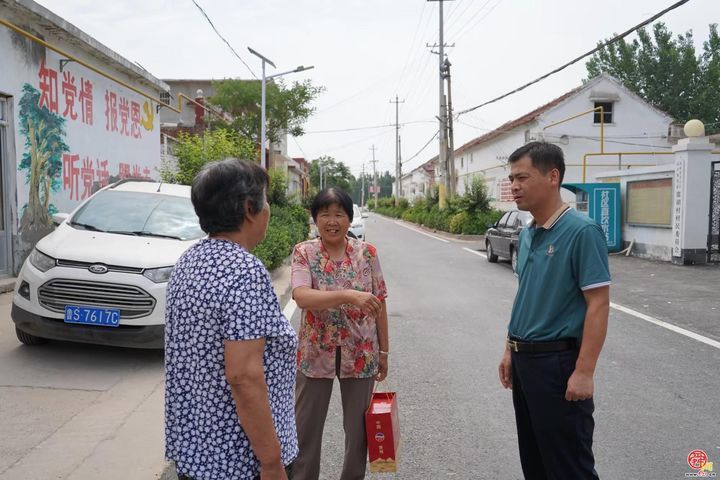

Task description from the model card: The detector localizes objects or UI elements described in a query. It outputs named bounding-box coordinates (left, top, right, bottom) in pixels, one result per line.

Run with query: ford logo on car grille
left=88, top=264, right=109, bottom=274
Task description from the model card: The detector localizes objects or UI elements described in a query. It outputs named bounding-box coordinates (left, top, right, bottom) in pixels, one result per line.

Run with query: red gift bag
left=365, top=391, right=400, bottom=473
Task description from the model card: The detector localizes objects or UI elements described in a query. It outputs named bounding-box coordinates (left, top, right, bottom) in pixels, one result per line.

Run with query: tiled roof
left=454, top=84, right=585, bottom=156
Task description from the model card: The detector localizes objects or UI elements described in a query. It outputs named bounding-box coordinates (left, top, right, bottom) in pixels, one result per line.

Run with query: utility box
left=563, top=183, right=622, bottom=253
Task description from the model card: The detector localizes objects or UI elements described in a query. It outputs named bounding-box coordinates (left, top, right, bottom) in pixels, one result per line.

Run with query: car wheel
left=486, top=241, right=498, bottom=263
left=511, top=247, right=518, bottom=273
left=15, top=327, right=48, bottom=346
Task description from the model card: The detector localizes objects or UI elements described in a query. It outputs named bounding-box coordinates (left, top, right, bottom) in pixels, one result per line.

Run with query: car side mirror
left=487, top=222, right=496, bottom=229
left=52, top=213, right=70, bottom=226
left=361, top=213, right=368, bottom=219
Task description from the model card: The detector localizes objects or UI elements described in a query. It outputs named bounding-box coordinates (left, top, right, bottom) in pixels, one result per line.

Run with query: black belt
left=507, top=337, right=577, bottom=353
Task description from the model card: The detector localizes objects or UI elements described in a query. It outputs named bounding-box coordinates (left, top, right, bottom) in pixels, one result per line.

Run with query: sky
left=35, top=0, right=718, bottom=178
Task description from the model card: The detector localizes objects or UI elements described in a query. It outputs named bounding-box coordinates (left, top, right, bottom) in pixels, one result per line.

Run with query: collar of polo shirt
left=529, top=203, right=571, bottom=230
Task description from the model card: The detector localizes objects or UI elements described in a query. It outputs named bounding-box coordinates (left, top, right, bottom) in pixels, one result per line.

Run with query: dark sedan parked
left=485, top=210, right=533, bottom=272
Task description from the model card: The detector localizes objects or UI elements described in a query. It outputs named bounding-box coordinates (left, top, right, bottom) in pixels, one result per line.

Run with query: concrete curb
left=0, top=277, right=17, bottom=294
left=158, top=259, right=294, bottom=480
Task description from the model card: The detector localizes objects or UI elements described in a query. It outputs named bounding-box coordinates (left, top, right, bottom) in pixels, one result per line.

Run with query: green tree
left=210, top=79, right=324, bottom=149
left=309, top=156, right=354, bottom=193
left=18, top=84, right=69, bottom=243
left=586, top=23, right=720, bottom=133
left=378, top=171, right=396, bottom=198
left=457, top=175, right=491, bottom=212
left=348, top=172, right=373, bottom=206
left=163, top=129, right=256, bottom=185
left=267, top=167, right=289, bottom=207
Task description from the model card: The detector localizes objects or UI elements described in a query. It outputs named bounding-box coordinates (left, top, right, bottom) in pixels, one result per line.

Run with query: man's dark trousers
left=511, top=349, right=599, bottom=480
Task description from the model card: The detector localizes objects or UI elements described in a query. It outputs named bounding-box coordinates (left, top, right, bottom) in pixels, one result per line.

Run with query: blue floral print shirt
left=165, top=238, right=298, bottom=479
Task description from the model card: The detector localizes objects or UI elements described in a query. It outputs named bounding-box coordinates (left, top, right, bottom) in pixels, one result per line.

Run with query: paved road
left=296, top=213, right=720, bottom=479
left=0, top=292, right=166, bottom=480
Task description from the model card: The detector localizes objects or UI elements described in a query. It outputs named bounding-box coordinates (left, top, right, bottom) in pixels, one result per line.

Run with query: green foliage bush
left=267, top=168, right=289, bottom=207
left=162, top=129, right=256, bottom=185
left=372, top=176, right=505, bottom=235
left=253, top=204, right=309, bottom=270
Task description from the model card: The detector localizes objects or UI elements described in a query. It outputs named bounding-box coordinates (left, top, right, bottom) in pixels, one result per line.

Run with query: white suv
left=349, top=204, right=368, bottom=240
left=11, top=180, right=204, bottom=349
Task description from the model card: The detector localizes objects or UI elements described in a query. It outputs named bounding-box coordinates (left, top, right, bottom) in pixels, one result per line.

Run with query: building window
left=160, top=91, right=172, bottom=105
left=460, top=157, right=464, bottom=168
left=593, top=101, right=613, bottom=124
left=627, top=178, right=672, bottom=227
left=0, top=98, right=6, bottom=122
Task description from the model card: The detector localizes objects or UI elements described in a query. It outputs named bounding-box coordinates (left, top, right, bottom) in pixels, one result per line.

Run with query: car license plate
left=64, top=306, right=121, bottom=327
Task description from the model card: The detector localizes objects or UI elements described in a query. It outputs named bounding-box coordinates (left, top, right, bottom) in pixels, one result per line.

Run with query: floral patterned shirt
left=291, top=237, right=388, bottom=379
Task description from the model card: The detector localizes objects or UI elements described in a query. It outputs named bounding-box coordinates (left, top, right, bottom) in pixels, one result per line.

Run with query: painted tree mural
left=18, top=83, right=68, bottom=243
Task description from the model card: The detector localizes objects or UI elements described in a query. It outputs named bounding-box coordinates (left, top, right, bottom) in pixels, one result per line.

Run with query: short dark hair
left=310, top=188, right=354, bottom=222
left=191, top=158, right=269, bottom=234
left=508, top=141, right=566, bottom=184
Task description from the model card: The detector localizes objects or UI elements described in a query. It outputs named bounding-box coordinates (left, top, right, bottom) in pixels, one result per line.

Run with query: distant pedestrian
left=165, top=158, right=297, bottom=480
left=498, top=142, right=610, bottom=479
left=291, top=188, right=389, bottom=480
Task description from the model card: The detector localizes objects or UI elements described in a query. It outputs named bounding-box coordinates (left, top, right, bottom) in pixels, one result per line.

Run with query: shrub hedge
left=369, top=196, right=503, bottom=235
left=253, top=203, right=309, bottom=270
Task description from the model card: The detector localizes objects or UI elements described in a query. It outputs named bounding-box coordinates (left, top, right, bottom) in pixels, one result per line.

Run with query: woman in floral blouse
left=291, top=188, right=389, bottom=480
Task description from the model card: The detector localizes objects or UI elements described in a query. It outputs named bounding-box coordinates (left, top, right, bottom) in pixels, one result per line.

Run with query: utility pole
left=319, top=159, right=323, bottom=190
left=427, top=0, right=454, bottom=209
left=361, top=163, right=366, bottom=208
left=370, top=145, right=379, bottom=209
left=390, top=95, right=405, bottom=206
left=444, top=56, right=456, bottom=197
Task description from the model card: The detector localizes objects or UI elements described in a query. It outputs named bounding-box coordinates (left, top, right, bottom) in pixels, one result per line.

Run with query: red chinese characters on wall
left=79, top=78, right=93, bottom=125
left=96, top=159, right=109, bottom=187
left=61, top=71, right=78, bottom=120
left=62, top=154, right=80, bottom=201
left=38, top=61, right=93, bottom=125
left=104, top=90, right=143, bottom=139
left=38, top=59, right=59, bottom=114
left=62, top=154, right=151, bottom=201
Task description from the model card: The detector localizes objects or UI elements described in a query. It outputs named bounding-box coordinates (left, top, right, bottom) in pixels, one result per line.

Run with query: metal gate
left=709, top=161, right=720, bottom=263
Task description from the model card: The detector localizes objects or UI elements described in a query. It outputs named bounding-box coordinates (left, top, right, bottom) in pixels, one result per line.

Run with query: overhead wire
left=453, top=0, right=505, bottom=43
left=190, top=0, right=258, bottom=79
left=403, top=130, right=440, bottom=166
left=456, top=0, right=691, bottom=117
left=449, top=0, right=493, bottom=40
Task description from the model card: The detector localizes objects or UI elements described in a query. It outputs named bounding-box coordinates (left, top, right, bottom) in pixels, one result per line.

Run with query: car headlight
left=351, top=223, right=363, bottom=228
left=142, top=266, right=174, bottom=283
left=29, top=249, right=56, bottom=272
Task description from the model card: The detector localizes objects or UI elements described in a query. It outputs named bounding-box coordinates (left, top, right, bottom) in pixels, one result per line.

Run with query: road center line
left=283, top=299, right=297, bottom=321
left=610, top=302, right=720, bottom=350
left=462, top=247, right=487, bottom=258
left=392, top=221, right=449, bottom=243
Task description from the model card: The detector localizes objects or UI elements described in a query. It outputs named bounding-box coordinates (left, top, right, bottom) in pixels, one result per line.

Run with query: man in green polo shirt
left=498, top=142, right=610, bottom=480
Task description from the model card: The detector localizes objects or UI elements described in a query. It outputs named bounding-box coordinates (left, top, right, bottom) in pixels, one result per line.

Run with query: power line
left=403, top=130, right=440, bottom=166
left=445, top=0, right=476, bottom=32
left=304, top=120, right=435, bottom=134
left=190, top=0, right=258, bottom=79
left=291, top=136, right=308, bottom=158
left=454, top=0, right=504, bottom=43
left=450, top=0, right=493, bottom=39
left=456, top=0, right=691, bottom=117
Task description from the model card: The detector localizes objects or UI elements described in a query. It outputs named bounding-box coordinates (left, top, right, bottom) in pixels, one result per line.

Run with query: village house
left=0, top=0, right=168, bottom=275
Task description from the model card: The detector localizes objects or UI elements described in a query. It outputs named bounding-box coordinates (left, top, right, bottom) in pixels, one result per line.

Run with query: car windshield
left=70, top=190, right=205, bottom=241
left=518, top=211, right=534, bottom=226
left=353, top=205, right=362, bottom=219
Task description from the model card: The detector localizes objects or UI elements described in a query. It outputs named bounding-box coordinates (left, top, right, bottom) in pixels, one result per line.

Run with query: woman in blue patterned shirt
left=165, top=158, right=298, bottom=480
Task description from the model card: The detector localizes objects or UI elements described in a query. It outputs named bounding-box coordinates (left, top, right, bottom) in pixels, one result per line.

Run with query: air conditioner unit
left=524, top=130, right=544, bottom=142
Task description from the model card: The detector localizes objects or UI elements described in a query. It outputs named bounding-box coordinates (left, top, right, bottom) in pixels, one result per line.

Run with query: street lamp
left=248, top=47, right=314, bottom=170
